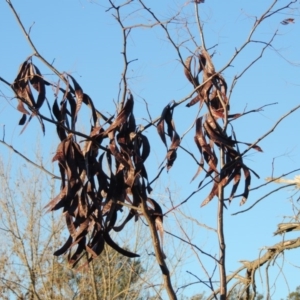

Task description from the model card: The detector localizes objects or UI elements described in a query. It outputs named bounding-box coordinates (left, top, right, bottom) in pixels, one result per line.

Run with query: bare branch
left=0, top=140, right=60, bottom=179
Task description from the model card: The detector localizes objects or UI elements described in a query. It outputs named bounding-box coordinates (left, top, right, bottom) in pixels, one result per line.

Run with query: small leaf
left=281, top=18, right=295, bottom=25
left=83, top=93, right=98, bottom=125
left=157, top=102, right=175, bottom=148
left=201, top=181, right=218, bottom=207
left=18, top=114, right=26, bottom=125
left=69, top=238, right=86, bottom=268
left=166, top=131, right=180, bottom=170
left=17, top=101, right=30, bottom=115
left=240, top=167, right=251, bottom=205
left=53, top=235, right=72, bottom=256
left=68, top=74, right=84, bottom=119
left=229, top=167, right=241, bottom=202
left=102, top=94, right=134, bottom=135
left=29, top=64, right=46, bottom=109
left=186, top=94, right=203, bottom=107
left=184, top=56, right=194, bottom=84
left=243, top=143, right=263, bottom=152
left=65, top=212, right=76, bottom=238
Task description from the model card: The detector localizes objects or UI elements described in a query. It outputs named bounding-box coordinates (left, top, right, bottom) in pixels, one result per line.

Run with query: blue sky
left=1, top=0, right=300, bottom=298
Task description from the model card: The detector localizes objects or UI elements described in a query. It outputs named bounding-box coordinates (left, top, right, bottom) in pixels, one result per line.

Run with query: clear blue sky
left=1, top=0, right=300, bottom=298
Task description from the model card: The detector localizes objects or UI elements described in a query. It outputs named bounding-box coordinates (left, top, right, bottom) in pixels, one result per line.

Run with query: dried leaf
left=201, top=181, right=218, bottom=207
left=184, top=56, right=194, bottom=84
left=229, top=167, right=241, bottom=202
left=201, top=49, right=215, bottom=76
left=186, top=94, right=203, bottom=107
left=17, top=101, right=30, bottom=115
left=65, top=212, right=77, bottom=238
left=29, top=64, right=46, bottom=109
left=83, top=93, right=98, bottom=125
left=157, top=119, right=167, bottom=148
left=243, top=143, right=263, bottom=152
left=147, top=198, right=166, bottom=258
left=140, top=134, right=150, bottom=162
left=281, top=18, right=295, bottom=25
left=166, top=131, right=180, bottom=170
left=193, top=117, right=218, bottom=178
left=44, top=186, right=67, bottom=212
left=53, top=235, right=73, bottom=256
left=157, top=102, right=175, bottom=148
left=69, top=74, right=84, bottom=119
left=113, top=195, right=140, bottom=232
left=52, top=98, right=67, bottom=141
left=69, top=238, right=86, bottom=268
left=89, top=232, right=105, bottom=256
left=203, top=118, right=235, bottom=149
left=18, top=114, right=27, bottom=125
left=109, top=138, right=130, bottom=170
left=240, top=166, right=251, bottom=205
left=103, top=94, right=134, bottom=135
left=74, top=218, right=90, bottom=241
left=103, top=231, right=139, bottom=258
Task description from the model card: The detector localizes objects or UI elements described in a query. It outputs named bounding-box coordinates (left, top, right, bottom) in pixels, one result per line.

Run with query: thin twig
left=232, top=184, right=295, bottom=216
left=0, top=140, right=60, bottom=180
left=6, top=0, right=68, bottom=85
left=194, top=2, right=206, bottom=50
left=218, top=147, right=227, bottom=299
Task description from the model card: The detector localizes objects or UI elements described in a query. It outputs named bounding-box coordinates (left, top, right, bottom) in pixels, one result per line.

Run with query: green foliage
left=287, top=286, right=300, bottom=300
left=190, top=292, right=206, bottom=300
left=227, top=286, right=263, bottom=300
left=40, top=245, right=144, bottom=299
